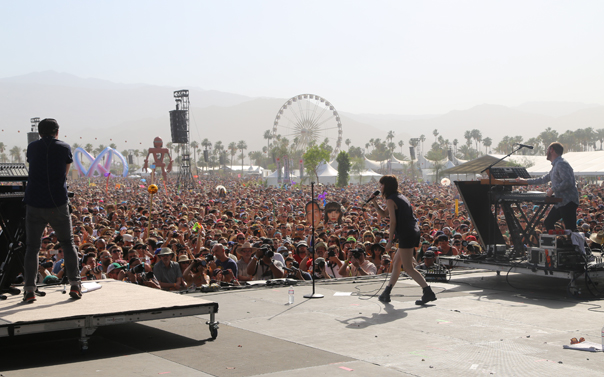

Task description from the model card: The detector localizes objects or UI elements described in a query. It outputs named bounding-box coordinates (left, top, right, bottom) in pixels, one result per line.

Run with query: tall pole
left=304, top=182, right=324, bottom=299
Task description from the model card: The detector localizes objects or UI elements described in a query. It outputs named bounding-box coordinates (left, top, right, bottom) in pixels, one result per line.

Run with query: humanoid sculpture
left=143, top=137, right=173, bottom=181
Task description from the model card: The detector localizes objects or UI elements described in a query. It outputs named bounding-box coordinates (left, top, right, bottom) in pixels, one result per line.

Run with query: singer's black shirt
left=388, top=193, right=420, bottom=245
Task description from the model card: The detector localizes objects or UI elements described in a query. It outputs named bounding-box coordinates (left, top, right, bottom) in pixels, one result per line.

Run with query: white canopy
left=524, top=151, right=604, bottom=176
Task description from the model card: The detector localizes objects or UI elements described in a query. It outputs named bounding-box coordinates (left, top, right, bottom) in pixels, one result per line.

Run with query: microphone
left=516, top=143, right=534, bottom=150
left=365, top=190, right=381, bottom=204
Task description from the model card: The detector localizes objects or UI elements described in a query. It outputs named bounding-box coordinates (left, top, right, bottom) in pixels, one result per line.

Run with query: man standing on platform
left=23, top=118, right=81, bottom=303
left=516, top=142, right=579, bottom=231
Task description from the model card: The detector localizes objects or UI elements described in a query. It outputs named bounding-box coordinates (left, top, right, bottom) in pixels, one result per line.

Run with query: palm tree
left=419, top=134, right=426, bottom=155
left=471, top=129, right=482, bottom=152
left=263, top=130, right=273, bottom=153
left=0, top=142, right=5, bottom=154
left=71, top=142, right=80, bottom=152
left=452, top=139, right=458, bottom=155
left=482, top=137, right=492, bottom=154
left=228, top=142, right=238, bottom=170
left=0, top=153, right=8, bottom=162
left=214, top=141, right=224, bottom=170
left=94, top=144, right=106, bottom=155
left=133, top=149, right=140, bottom=164
left=9, top=146, right=22, bottom=162
left=369, top=138, right=375, bottom=151
left=200, top=138, right=212, bottom=171
left=190, top=141, right=199, bottom=169
left=250, top=151, right=264, bottom=166
left=84, top=143, right=93, bottom=154
left=237, top=140, right=247, bottom=172
left=109, top=143, right=117, bottom=150
left=166, top=142, right=174, bottom=159
left=398, top=140, right=404, bottom=154
left=387, top=130, right=395, bottom=143
left=345, top=139, right=351, bottom=150
left=387, top=142, right=396, bottom=155
left=464, top=130, right=472, bottom=147
left=432, top=129, right=439, bottom=143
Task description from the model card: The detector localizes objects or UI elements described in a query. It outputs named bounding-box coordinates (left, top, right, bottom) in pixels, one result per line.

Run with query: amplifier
left=530, top=247, right=582, bottom=269
left=539, top=234, right=557, bottom=248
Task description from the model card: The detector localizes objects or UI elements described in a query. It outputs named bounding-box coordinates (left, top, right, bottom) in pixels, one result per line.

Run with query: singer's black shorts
left=396, top=231, right=421, bottom=249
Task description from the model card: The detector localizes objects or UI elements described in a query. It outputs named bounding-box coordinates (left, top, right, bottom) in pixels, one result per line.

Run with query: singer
left=372, top=175, right=436, bottom=305
left=516, top=142, right=579, bottom=230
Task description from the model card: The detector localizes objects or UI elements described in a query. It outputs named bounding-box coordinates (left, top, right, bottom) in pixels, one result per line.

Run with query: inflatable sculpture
left=73, top=147, right=129, bottom=177
left=142, top=137, right=173, bottom=182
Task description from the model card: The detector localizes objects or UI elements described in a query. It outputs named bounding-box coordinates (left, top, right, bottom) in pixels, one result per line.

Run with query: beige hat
left=158, top=247, right=174, bottom=256
left=240, top=242, right=257, bottom=252
left=590, top=231, right=604, bottom=244
left=178, top=254, right=190, bottom=263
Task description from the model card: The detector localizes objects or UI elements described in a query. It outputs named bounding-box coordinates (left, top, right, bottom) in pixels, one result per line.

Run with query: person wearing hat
left=293, top=241, right=309, bottom=265
left=589, top=230, right=604, bottom=252
left=153, top=248, right=185, bottom=291
left=106, top=262, right=127, bottom=280
left=300, top=241, right=327, bottom=271
left=372, top=175, right=436, bottom=305
left=22, top=118, right=82, bottom=303
left=236, top=242, right=257, bottom=282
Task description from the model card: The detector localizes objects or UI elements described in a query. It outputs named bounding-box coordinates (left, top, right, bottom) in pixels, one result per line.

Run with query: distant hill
left=514, top=101, right=602, bottom=118
left=2, top=71, right=604, bottom=163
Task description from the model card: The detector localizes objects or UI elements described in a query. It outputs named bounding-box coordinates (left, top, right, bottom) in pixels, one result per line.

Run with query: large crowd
left=30, top=173, right=604, bottom=291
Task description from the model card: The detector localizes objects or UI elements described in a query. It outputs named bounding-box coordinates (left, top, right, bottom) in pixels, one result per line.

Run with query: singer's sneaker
left=23, top=290, right=36, bottom=303
left=69, top=283, right=82, bottom=300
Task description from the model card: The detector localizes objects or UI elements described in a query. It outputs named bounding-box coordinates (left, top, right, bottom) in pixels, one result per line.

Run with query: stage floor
left=0, top=280, right=218, bottom=343
left=1, top=271, right=603, bottom=377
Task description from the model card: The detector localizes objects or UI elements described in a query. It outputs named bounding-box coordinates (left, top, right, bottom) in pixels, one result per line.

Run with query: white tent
left=350, top=169, right=382, bottom=184
left=363, top=157, right=384, bottom=171
left=441, top=151, right=604, bottom=178
left=315, top=161, right=338, bottom=185
left=266, top=168, right=303, bottom=187
left=523, top=151, right=604, bottom=176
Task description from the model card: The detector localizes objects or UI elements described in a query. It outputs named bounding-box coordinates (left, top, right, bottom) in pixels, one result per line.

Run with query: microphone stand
left=304, top=181, right=324, bottom=299
left=480, top=145, right=524, bottom=260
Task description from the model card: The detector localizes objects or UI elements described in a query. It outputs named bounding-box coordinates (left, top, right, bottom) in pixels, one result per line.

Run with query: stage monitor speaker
left=203, top=150, right=209, bottom=162
left=27, top=132, right=40, bottom=144
left=169, top=110, right=188, bottom=143
left=128, top=155, right=133, bottom=165
left=409, top=146, right=416, bottom=160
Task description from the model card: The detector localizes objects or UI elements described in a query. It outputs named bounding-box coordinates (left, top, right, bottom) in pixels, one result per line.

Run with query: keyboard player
left=515, top=142, right=579, bottom=231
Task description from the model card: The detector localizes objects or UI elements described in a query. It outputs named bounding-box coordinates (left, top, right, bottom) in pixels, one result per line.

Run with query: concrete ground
left=1, top=269, right=604, bottom=377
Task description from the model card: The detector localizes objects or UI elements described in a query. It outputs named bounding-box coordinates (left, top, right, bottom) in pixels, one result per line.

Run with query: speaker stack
left=169, top=110, right=188, bottom=144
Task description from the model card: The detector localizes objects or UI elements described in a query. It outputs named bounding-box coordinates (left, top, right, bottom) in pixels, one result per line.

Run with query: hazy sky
left=2, top=0, right=603, bottom=114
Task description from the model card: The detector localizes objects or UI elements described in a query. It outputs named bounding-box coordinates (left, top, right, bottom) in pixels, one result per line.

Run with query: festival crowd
left=30, top=174, right=604, bottom=291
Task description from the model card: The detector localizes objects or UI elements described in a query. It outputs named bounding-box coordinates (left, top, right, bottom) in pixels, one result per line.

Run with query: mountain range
left=1, top=71, right=603, bottom=162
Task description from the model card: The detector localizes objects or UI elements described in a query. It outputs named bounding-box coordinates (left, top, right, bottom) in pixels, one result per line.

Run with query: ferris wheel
left=272, top=94, right=343, bottom=159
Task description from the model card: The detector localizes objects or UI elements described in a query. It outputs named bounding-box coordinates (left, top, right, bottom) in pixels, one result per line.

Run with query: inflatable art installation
left=73, top=147, right=129, bottom=177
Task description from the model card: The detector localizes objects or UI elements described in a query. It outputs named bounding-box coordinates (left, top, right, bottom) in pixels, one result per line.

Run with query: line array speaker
left=169, top=110, right=188, bottom=143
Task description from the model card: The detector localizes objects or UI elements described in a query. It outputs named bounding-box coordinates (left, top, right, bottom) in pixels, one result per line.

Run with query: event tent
left=441, top=151, right=604, bottom=177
